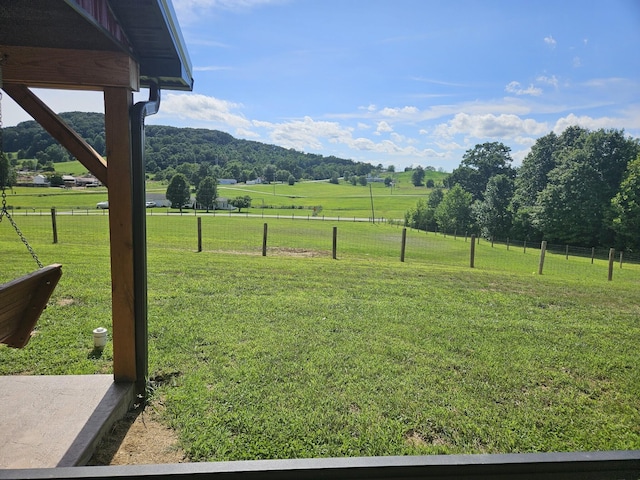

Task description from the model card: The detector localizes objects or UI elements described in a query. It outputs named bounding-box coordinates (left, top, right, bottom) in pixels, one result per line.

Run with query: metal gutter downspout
left=130, top=83, right=160, bottom=397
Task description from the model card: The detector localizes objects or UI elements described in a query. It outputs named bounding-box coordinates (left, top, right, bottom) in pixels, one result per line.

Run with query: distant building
left=32, top=174, right=49, bottom=187
left=76, top=176, right=100, bottom=187
left=62, top=175, right=76, bottom=188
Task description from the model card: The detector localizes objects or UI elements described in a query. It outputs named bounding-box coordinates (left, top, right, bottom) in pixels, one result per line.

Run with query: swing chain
left=0, top=54, right=44, bottom=269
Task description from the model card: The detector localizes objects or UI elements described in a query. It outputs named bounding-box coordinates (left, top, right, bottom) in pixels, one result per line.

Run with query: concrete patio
left=0, top=375, right=134, bottom=469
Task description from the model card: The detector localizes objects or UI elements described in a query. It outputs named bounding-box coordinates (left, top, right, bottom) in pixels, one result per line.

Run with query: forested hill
left=2, top=111, right=374, bottom=180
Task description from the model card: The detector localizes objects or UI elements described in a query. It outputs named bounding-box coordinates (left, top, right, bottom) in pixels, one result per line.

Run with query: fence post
left=591, top=247, right=595, bottom=264
left=491, top=236, right=494, bottom=248
left=619, top=251, right=623, bottom=269
left=470, top=234, right=476, bottom=268
left=506, top=237, right=510, bottom=251
left=50, top=208, right=58, bottom=244
left=197, top=217, right=202, bottom=252
left=332, top=226, right=337, bottom=260
left=523, top=240, right=527, bottom=254
left=262, top=223, right=268, bottom=256
left=538, top=241, right=547, bottom=275
left=608, top=248, right=615, bottom=281
left=400, top=228, right=407, bottom=262
left=565, top=244, right=569, bottom=260
left=454, top=229, right=457, bottom=240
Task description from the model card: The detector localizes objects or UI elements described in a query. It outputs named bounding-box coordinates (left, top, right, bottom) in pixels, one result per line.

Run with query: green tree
left=263, top=164, right=276, bottom=183
left=357, top=175, right=368, bottom=186
left=611, top=155, right=640, bottom=250
left=196, top=176, right=218, bottom=212
left=384, top=176, right=393, bottom=187
left=47, top=173, right=64, bottom=187
left=435, top=184, right=473, bottom=234
left=405, top=199, right=430, bottom=231
left=472, top=174, right=514, bottom=240
left=276, top=169, right=291, bottom=183
left=512, top=132, right=557, bottom=209
left=230, top=195, right=252, bottom=212
left=166, top=173, right=191, bottom=211
left=534, top=150, right=606, bottom=246
left=287, top=174, right=296, bottom=186
left=329, top=172, right=340, bottom=184
left=449, top=142, right=514, bottom=201
left=411, top=166, right=425, bottom=186
left=0, top=154, right=17, bottom=189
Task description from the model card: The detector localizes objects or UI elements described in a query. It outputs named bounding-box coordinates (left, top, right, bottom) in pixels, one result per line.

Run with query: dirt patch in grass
left=89, top=401, right=187, bottom=466
left=57, top=296, right=77, bottom=307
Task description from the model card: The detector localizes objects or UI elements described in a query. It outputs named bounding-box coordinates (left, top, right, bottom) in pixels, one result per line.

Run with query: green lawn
left=7, top=169, right=441, bottom=219
left=1, top=215, right=638, bottom=460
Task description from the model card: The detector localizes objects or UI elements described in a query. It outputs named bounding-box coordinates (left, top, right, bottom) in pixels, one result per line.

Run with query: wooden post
left=470, top=234, right=476, bottom=268
left=50, top=208, right=58, bottom=244
left=619, top=251, right=623, bottom=269
left=262, top=223, right=268, bottom=256
left=104, top=87, right=136, bottom=383
left=491, top=236, right=494, bottom=248
left=197, top=217, right=202, bottom=253
left=538, top=241, right=547, bottom=275
left=523, top=240, right=527, bottom=254
left=332, top=226, right=337, bottom=260
left=608, top=248, right=615, bottom=281
left=400, top=228, right=407, bottom=262
left=591, top=247, right=595, bottom=264
left=565, top=244, right=569, bottom=260
left=506, top=237, right=510, bottom=251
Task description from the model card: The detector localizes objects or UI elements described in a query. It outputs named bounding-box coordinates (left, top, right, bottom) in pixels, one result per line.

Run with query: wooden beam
left=0, top=45, right=139, bottom=91
left=2, top=85, right=108, bottom=186
left=104, top=87, right=136, bottom=383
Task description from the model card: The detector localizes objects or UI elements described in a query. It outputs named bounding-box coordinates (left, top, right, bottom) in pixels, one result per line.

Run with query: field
left=6, top=167, right=443, bottom=220
left=1, top=208, right=639, bottom=460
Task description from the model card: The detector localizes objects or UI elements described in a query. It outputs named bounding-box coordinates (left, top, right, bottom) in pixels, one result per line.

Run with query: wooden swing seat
left=0, top=264, right=62, bottom=348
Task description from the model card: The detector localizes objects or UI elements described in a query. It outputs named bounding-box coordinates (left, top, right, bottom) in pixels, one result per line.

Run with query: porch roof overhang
left=0, top=0, right=193, bottom=92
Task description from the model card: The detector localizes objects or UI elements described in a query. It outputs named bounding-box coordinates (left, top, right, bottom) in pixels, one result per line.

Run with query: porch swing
left=0, top=61, right=62, bottom=349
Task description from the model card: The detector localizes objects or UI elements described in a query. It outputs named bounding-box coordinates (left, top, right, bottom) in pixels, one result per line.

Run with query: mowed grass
left=7, top=169, right=436, bottom=219
left=1, top=215, right=639, bottom=460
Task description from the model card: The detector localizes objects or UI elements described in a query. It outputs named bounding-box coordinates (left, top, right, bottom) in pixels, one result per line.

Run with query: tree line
left=405, top=127, right=640, bottom=251
left=3, top=112, right=374, bottom=182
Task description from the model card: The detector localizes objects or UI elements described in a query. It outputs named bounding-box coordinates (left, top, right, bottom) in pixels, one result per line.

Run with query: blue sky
left=4, top=0, right=640, bottom=171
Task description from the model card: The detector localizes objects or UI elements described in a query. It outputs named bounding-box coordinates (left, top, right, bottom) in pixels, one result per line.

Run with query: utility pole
left=369, top=184, right=375, bottom=224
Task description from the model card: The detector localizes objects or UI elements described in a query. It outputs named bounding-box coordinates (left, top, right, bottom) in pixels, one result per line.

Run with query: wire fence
left=2, top=209, right=639, bottom=285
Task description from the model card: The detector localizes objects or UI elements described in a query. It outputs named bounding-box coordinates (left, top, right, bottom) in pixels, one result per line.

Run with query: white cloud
left=553, top=113, right=623, bottom=133
left=573, top=56, right=582, bottom=68
left=434, top=113, right=548, bottom=141
left=2, top=89, right=104, bottom=126
left=259, top=116, right=353, bottom=151
left=375, top=121, right=393, bottom=135
left=379, top=106, right=419, bottom=117
left=160, top=93, right=252, bottom=131
left=544, top=35, right=557, bottom=48
left=505, top=81, right=542, bottom=96
left=536, top=75, right=558, bottom=88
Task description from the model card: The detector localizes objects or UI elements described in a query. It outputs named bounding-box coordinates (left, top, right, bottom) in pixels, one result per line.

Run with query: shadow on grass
left=87, top=347, right=104, bottom=359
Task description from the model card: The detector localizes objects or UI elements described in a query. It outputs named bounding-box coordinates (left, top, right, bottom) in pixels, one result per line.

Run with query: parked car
left=96, top=201, right=109, bottom=209
left=145, top=201, right=156, bottom=208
